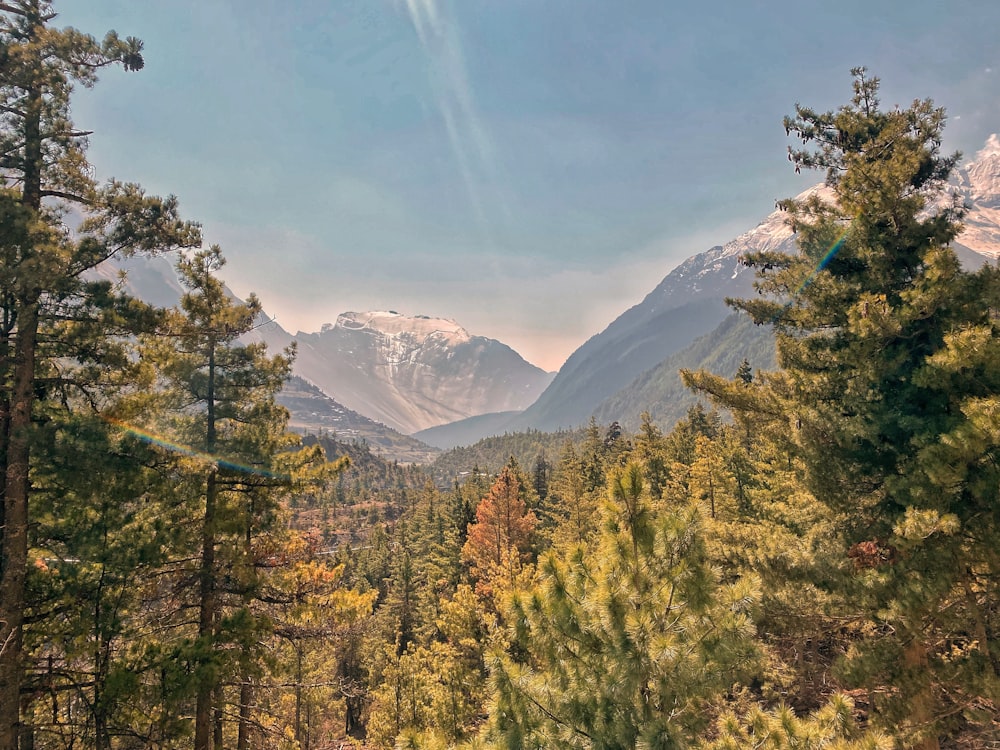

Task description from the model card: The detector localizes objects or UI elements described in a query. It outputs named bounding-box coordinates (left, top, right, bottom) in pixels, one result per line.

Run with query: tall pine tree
left=140, top=247, right=324, bottom=749
left=687, top=69, right=1000, bottom=748
left=0, top=3, right=198, bottom=746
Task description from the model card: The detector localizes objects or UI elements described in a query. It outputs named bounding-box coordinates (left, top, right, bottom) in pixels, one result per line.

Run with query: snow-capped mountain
left=954, top=135, right=1000, bottom=258
left=279, top=311, right=553, bottom=434
left=493, top=137, right=1000, bottom=436
left=92, top=260, right=553, bottom=439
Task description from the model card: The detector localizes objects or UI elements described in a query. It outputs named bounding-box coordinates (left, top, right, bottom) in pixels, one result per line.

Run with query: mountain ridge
left=434, top=137, right=1000, bottom=442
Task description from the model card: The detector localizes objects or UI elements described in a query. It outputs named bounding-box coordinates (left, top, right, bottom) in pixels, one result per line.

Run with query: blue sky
left=60, top=1, right=1000, bottom=370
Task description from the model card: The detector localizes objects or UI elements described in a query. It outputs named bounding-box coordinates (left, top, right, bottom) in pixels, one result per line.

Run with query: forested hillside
left=427, top=427, right=585, bottom=488
left=0, top=4, right=997, bottom=749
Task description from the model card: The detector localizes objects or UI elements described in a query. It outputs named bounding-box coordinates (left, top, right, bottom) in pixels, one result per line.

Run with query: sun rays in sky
left=399, top=0, right=511, bottom=245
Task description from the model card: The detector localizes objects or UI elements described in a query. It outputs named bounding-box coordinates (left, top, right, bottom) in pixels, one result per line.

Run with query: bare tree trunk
left=0, top=300, right=39, bottom=750
left=195, top=341, right=219, bottom=750
left=236, top=676, right=253, bottom=750
left=903, top=637, right=939, bottom=750
left=194, top=473, right=218, bottom=750
left=212, top=684, right=223, bottom=750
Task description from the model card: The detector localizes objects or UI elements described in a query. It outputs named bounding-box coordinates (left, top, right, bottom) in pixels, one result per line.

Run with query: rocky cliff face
left=286, top=311, right=553, bottom=434
left=954, top=135, right=1000, bottom=258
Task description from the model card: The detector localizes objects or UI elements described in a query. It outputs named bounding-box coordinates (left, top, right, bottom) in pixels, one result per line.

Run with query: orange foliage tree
left=461, top=462, right=537, bottom=600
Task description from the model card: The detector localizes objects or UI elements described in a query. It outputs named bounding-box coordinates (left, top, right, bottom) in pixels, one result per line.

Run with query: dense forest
left=1, top=3, right=998, bottom=749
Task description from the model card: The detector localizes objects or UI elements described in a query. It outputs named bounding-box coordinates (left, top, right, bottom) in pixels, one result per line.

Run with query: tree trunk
left=236, top=677, right=252, bottom=750
left=195, top=341, right=218, bottom=750
left=212, top=685, right=223, bottom=750
left=0, top=299, right=39, bottom=750
left=0, top=14, right=43, bottom=740
left=194, top=473, right=218, bottom=750
left=903, top=637, right=940, bottom=750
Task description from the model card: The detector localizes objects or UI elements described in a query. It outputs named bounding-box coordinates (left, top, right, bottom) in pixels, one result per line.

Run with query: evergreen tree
left=23, top=410, right=187, bottom=747
left=701, top=694, right=890, bottom=750
left=687, top=69, right=1000, bottom=748
left=0, top=3, right=198, bottom=745
left=263, top=536, right=375, bottom=749
left=462, top=460, right=538, bottom=605
left=140, top=247, right=325, bottom=749
left=633, top=411, right=668, bottom=500
left=489, top=463, right=759, bottom=750
left=540, top=440, right=598, bottom=549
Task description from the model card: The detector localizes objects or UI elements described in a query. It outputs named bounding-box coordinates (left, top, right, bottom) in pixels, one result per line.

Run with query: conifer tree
left=489, top=463, right=759, bottom=749
left=140, top=247, right=325, bottom=749
left=0, top=3, right=198, bottom=745
left=462, top=461, right=537, bottom=604
left=701, top=695, right=891, bottom=750
left=687, top=69, right=1000, bottom=748
left=542, top=440, right=597, bottom=549
left=633, top=412, right=668, bottom=500
left=22, top=409, right=187, bottom=747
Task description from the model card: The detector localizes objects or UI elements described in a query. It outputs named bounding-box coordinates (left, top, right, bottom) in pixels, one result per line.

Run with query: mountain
left=413, top=411, right=523, bottom=451
left=591, top=312, right=778, bottom=432
left=278, top=376, right=439, bottom=464
left=92, top=255, right=551, bottom=441
left=504, top=187, right=804, bottom=433
left=497, top=138, right=1000, bottom=436
left=277, top=311, right=554, bottom=435
left=953, top=134, right=1000, bottom=259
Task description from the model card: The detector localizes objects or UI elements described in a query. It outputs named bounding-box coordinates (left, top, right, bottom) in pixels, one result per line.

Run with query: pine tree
left=140, top=247, right=325, bottom=749
left=688, top=69, right=1000, bottom=748
left=541, top=440, right=598, bottom=549
left=633, top=411, right=668, bottom=500
left=263, top=536, right=376, bottom=749
left=462, top=461, right=538, bottom=604
left=702, top=694, right=891, bottom=750
left=489, top=463, right=759, bottom=749
left=0, top=3, right=198, bottom=745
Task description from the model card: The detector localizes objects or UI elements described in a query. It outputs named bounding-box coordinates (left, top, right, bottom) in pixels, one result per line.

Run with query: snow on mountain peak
left=963, top=134, right=1000, bottom=200
left=954, top=135, right=1000, bottom=258
left=976, top=133, right=1000, bottom=160
left=334, top=310, right=471, bottom=347
left=718, top=184, right=833, bottom=261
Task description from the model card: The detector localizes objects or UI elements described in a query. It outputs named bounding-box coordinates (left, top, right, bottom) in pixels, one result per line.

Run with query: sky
left=58, top=1, right=1000, bottom=371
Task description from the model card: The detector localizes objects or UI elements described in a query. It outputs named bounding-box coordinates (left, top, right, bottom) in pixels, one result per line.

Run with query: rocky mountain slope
left=953, top=134, right=1000, bottom=259
left=276, top=311, right=553, bottom=435
left=278, top=376, right=439, bottom=464
left=590, top=312, right=778, bottom=432
left=450, top=137, right=1000, bottom=441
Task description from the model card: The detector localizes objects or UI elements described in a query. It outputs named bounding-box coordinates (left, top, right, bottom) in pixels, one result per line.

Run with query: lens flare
left=104, top=416, right=290, bottom=479
left=773, top=224, right=851, bottom=322
left=793, top=225, right=851, bottom=297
